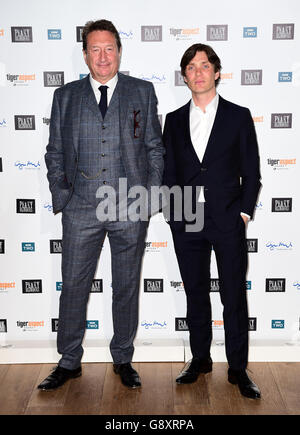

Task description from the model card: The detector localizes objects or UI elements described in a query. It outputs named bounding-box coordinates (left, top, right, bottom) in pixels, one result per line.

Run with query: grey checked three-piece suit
left=45, top=72, right=164, bottom=369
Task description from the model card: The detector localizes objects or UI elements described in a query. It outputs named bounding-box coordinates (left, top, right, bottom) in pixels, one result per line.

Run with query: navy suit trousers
left=171, top=213, right=249, bottom=370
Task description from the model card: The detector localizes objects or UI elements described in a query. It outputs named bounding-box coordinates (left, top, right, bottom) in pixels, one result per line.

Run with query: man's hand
left=241, top=214, right=249, bottom=225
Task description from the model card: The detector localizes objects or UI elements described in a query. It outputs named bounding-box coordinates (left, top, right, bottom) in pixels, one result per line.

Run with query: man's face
left=183, top=50, right=219, bottom=98
left=83, top=30, right=121, bottom=83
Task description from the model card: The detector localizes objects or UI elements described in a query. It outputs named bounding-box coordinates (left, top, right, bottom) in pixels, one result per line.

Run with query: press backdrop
left=0, top=0, right=299, bottom=359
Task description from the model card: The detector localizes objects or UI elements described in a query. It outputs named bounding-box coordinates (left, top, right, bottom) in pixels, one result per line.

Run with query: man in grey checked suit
left=38, top=19, right=164, bottom=390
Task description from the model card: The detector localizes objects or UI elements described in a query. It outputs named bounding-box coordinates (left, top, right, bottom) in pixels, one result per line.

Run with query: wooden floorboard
left=269, top=362, right=300, bottom=415
left=0, top=364, right=41, bottom=415
left=172, top=362, right=210, bottom=415
left=0, top=362, right=299, bottom=415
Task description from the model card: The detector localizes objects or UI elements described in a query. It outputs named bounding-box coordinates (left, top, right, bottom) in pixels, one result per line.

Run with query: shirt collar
left=190, top=93, right=219, bottom=114
left=89, top=73, right=118, bottom=94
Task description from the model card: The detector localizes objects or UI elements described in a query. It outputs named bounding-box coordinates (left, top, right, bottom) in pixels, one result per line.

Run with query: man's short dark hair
left=180, top=43, right=222, bottom=86
left=82, top=19, right=122, bottom=52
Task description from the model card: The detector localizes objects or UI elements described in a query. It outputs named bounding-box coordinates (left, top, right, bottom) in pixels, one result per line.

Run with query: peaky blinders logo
left=248, top=317, right=257, bottom=331
left=91, top=279, right=103, bottom=293
left=266, top=279, right=286, bottom=292
left=16, top=199, right=35, bottom=214
left=241, top=70, right=262, bottom=85
left=207, top=25, right=228, bottom=41
left=141, top=26, right=162, bottom=41
left=247, top=239, right=258, bottom=253
left=273, top=24, right=294, bottom=40
left=43, top=71, right=64, bottom=87
left=175, top=317, right=189, bottom=331
left=0, top=319, right=7, bottom=333
left=22, top=279, right=42, bottom=294
left=271, top=113, right=292, bottom=128
left=14, top=115, right=35, bottom=130
left=11, top=26, right=33, bottom=42
left=272, top=198, right=292, bottom=212
left=50, top=239, right=62, bottom=253
left=144, top=279, right=164, bottom=293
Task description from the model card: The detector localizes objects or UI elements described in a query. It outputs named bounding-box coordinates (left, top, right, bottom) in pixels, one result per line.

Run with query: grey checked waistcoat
left=74, top=85, right=126, bottom=208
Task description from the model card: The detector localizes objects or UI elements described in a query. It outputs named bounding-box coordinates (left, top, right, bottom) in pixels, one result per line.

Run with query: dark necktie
left=99, top=85, right=108, bottom=119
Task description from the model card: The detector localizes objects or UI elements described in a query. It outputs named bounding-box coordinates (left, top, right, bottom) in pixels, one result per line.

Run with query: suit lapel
left=69, top=76, right=99, bottom=154
left=180, top=101, right=193, bottom=148
left=176, top=101, right=203, bottom=183
left=117, top=73, right=130, bottom=127
left=69, top=77, right=85, bottom=154
left=81, top=75, right=100, bottom=119
left=202, top=95, right=227, bottom=166
left=180, top=101, right=203, bottom=164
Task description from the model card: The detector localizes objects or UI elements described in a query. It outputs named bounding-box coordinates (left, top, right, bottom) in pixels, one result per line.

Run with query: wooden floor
left=0, top=362, right=299, bottom=415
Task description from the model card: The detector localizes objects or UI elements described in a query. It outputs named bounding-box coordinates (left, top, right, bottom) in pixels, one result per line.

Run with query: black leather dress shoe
left=228, top=369, right=261, bottom=399
left=113, top=363, right=141, bottom=388
left=37, top=365, right=82, bottom=391
left=176, top=357, right=213, bottom=384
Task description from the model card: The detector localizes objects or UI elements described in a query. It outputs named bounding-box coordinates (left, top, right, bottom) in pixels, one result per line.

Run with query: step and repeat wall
left=1, top=0, right=299, bottom=353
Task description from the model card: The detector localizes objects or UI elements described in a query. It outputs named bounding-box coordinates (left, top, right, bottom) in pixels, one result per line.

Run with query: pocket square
left=133, top=110, right=140, bottom=138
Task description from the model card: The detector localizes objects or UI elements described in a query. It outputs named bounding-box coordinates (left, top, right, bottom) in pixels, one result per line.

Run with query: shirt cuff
left=240, top=212, right=251, bottom=219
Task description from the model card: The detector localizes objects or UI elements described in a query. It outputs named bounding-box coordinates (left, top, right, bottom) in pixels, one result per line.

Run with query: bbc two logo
left=48, top=29, right=61, bottom=40
left=278, top=72, right=292, bottom=82
left=243, top=27, right=257, bottom=38
left=22, top=242, right=35, bottom=252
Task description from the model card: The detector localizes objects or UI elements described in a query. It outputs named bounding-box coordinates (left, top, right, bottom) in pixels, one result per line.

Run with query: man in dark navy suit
left=163, top=44, right=261, bottom=399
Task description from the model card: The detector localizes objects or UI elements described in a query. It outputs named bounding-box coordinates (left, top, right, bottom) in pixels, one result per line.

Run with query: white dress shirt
left=190, top=94, right=219, bottom=202
left=89, top=73, right=118, bottom=106
left=189, top=93, right=250, bottom=220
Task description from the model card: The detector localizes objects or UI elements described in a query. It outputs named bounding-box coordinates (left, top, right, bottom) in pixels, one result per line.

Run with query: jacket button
left=201, top=167, right=207, bottom=171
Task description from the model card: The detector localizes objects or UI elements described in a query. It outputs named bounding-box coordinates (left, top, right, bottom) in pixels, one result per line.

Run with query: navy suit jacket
left=162, top=95, right=261, bottom=231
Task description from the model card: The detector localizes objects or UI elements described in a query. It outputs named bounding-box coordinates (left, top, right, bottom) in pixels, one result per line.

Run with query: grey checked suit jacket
left=45, top=72, right=164, bottom=213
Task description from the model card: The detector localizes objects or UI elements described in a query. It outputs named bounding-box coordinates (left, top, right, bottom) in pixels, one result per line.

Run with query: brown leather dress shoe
left=113, top=363, right=141, bottom=388
left=228, top=368, right=261, bottom=399
left=37, top=365, right=82, bottom=391
left=176, top=357, right=213, bottom=384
